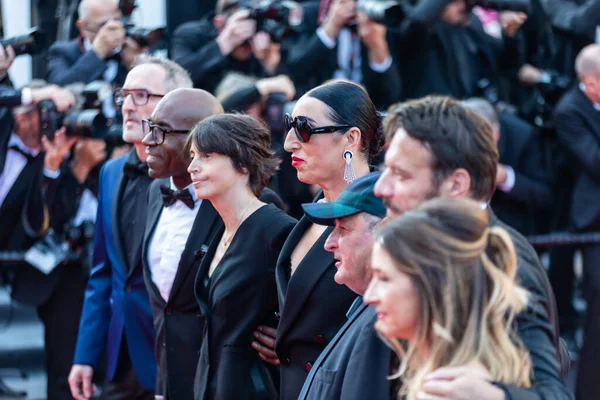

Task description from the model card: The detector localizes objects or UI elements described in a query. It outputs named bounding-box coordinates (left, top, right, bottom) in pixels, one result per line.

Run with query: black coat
left=46, top=37, right=128, bottom=86
left=491, top=113, right=553, bottom=236
left=193, top=204, right=296, bottom=400
left=274, top=214, right=358, bottom=400
left=489, top=210, right=572, bottom=400
left=298, top=302, right=391, bottom=400
left=553, top=85, right=600, bottom=232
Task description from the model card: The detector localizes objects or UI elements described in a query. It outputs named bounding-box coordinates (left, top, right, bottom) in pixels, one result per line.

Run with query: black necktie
left=123, top=161, right=148, bottom=178
left=8, top=145, right=35, bottom=161
left=160, top=185, right=195, bottom=209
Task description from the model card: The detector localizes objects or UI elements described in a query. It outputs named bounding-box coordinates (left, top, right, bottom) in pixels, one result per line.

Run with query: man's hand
left=252, top=325, right=280, bottom=365
left=72, top=139, right=107, bottom=183
left=42, top=127, right=78, bottom=172
left=251, top=32, right=281, bottom=74
left=216, top=10, right=257, bottom=56
left=68, top=364, right=96, bottom=400
left=499, top=11, right=527, bottom=38
left=357, top=12, right=389, bottom=64
left=256, top=75, right=296, bottom=100
left=120, top=37, right=147, bottom=70
left=31, top=85, right=76, bottom=111
left=0, top=44, right=15, bottom=77
left=322, top=0, right=356, bottom=40
left=419, top=361, right=505, bottom=400
left=92, top=20, right=126, bottom=59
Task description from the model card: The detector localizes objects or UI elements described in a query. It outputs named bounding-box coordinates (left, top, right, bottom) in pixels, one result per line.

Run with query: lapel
left=0, top=155, right=42, bottom=218
left=167, top=199, right=221, bottom=304
left=194, top=222, right=225, bottom=318
left=110, top=168, right=130, bottom=277
left=574, top=86, right=600, bottom=141
left=276, top=215, right=335, bottom=343
left=143, top=178, right=170, bottom=302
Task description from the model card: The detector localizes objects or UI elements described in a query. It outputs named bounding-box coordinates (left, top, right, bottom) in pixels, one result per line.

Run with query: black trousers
left=99, top=335, right=154, bottom=400
left=575, top=243, right=600, bottom=400
left=36, top=264, right=86, bottom=400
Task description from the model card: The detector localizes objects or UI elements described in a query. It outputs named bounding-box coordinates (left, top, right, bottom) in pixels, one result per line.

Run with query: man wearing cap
left=297, top=171, right=392, bottom=399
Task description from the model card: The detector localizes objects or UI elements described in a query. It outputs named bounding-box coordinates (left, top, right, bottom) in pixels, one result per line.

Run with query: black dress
left=193, top=204, right=297, bottom=400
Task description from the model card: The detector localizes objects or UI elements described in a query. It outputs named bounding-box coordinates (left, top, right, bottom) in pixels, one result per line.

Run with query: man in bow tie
left=140, top=88, right=224, bottom=400
left=68, top=55, right=193, bottom=400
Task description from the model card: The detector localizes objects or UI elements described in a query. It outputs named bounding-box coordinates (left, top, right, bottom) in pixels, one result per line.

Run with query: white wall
left=129, top=0, right=166, bottom=29
left=1, top=0, right=32, bottom=88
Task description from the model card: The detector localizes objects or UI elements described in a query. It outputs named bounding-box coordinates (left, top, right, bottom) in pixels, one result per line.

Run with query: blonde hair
left=375, top=198, right=531, bottom=400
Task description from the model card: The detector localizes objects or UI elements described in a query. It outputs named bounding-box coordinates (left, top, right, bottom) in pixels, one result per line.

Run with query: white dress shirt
left=0, top=134, right=41, bottom=206
left=148, top=178, right=201, bottom=302
left=83, top=38, right=118, bottom=119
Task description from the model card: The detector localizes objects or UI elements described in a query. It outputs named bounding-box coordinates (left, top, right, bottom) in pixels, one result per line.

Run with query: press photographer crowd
left=0, top=0, right=598, bottom=398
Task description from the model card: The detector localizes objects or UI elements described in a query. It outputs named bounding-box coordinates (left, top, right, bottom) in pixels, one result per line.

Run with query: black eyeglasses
left=142, top=119, right=190, bottom=145
left=114, top=89, right=164, bottom=106
left=284, top=113, right=352, bottom=143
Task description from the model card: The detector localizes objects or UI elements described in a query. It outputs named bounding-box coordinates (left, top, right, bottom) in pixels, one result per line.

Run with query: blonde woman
left=364, top=197, right=532, bottom=400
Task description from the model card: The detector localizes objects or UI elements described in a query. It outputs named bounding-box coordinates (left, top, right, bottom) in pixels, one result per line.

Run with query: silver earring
left=343, top=150, right=356, bottom=184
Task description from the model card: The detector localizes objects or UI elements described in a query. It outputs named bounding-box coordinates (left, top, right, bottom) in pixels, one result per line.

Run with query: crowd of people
left=0, top=0, right=599, bottom=399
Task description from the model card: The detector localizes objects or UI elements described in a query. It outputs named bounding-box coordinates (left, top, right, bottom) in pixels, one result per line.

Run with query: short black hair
left=187, top=114, right=279, bottom=197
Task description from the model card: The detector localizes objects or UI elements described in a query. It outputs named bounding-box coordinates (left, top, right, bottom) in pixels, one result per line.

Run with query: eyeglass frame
left=284, top=113, right=353, bottom=143
left=142, top=119, right=190, bottom=145
left=114, top=88, right=165, bottom=106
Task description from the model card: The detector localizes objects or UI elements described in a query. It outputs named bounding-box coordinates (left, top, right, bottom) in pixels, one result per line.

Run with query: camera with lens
left=0, top=27, right=49, bottom=57
left=356, top=0, right=407, bottom=27
left=38, top=81, right=115, bottom=142
left=118, top=0, right=168, bottom=50
left=241, top=0, right=305, bottom=42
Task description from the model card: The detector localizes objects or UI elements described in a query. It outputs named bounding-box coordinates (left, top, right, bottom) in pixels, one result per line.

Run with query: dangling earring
left=343, top=150, right=356, bottom=184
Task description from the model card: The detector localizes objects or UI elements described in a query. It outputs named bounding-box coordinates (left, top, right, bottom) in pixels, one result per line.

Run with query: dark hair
left=383, top=96, right=499, bottom=201
left=307, top=81, right=384, bottom=159
left=187, top=114, right=280, bottom=197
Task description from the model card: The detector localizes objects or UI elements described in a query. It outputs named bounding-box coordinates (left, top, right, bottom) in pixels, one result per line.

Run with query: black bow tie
left=8, top=145, right=36, bottom=161
left=123, top=161, right=148, bottom=178
left=160, top=185, right=195, bottom=209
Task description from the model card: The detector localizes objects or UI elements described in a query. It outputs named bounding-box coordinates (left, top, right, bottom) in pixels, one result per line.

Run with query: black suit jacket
left=46, top=38, right=128, bottom=86
left=298, top=302, right=391, bottom=399
left=491, top=113, right=553, bottom=235
left=553, top=85, right=600, bottom=231
left=193, top=204, right=296, bottom=400
left=143, top=179, right=222, bottom=400
left=489, top=210, right=573, bottom=400
left=275, top=214, right=358, bottom=400
left=284, top=2, right=402, bottom=109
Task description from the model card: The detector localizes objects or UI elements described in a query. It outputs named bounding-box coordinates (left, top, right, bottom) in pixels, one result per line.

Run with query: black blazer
left=193, top=204, right=296, bottom=400
left=143, top=178, right=223, bottom=400
left=284, top=2, right=402, bottom=109
left=489, top=210, right=573, bottom=400
left=298, top=302, right=391, bottom=400
left=275, top=214, right=358, bottom=400
left=491, top=113, right=553, bottom=236
left=553, top=85, right=600, bottom=231
left=46, top=38, right=128, bottom=87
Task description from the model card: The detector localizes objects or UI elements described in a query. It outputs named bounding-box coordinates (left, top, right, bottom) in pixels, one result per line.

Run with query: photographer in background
left=390, top=0, right=526, bottom=101
left=170, top=0, right=287, bottom=93
left=46, top=0, right=146, bottom=88
left=0, top=79, right=103, bottom=400
left=284, top=0, right=402, bottom=108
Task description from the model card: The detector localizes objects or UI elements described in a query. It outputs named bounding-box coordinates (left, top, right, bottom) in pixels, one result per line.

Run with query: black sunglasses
left=142, top=119, right=190, bottom=145
left=284, top=113, right=352, bottom=143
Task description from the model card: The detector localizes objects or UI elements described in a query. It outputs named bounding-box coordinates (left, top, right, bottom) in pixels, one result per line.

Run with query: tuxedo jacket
left=46, top=37, right=128, bottom=87
left=553, top=85, right=600, bottom=231
left=298, top=302, right=391, bottom=400
left=275, top=213, right=358, bottom=400
left=73, top=155, right=157, bottom=390
left=143, top=179, right=284, bottom=400
left=193, top=204, right=296, bottom=400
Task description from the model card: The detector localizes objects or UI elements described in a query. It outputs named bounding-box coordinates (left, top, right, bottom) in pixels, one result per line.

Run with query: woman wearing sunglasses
left=364, top=198, right=532, bottom=400
left=252, top=80, right=384, bottom=399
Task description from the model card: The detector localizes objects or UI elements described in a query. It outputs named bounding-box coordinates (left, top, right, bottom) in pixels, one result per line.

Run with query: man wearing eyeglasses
left=68, top=55, right=193, bottom=400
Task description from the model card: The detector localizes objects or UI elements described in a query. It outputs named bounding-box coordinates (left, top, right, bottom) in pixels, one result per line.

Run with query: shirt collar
left=579, top=82, right=600, bottom=111
left=8, top=133, right=40, bottom=157
left=346, top=296, right=363, bottom=319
